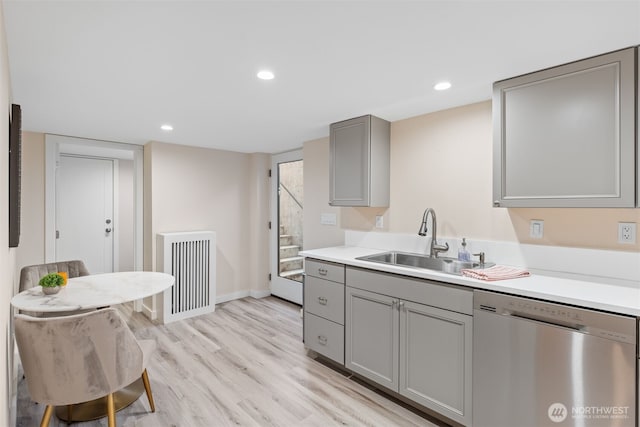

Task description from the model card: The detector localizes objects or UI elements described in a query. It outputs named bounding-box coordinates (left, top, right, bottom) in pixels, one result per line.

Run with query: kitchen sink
left=356, top=251, right=493, bottom=275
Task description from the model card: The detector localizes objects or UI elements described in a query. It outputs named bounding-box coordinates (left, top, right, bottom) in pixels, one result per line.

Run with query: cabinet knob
left=493, top=200, right=501, bottom=207
left=318, top=296, right=328, bottom=306
left=317, top=335, right=328, bottom=345
left=318, top=268, right=328, bottom=276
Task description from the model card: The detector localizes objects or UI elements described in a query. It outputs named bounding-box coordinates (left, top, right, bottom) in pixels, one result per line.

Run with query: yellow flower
left=57, top=271, right=68, bottom=286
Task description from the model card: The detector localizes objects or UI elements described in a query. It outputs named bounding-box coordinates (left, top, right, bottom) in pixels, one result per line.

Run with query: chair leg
left=107, top=393, right=116, bottom=427
left=141, top=369, right=156, bottom=412
left=40, top=405, right=53, bottom=427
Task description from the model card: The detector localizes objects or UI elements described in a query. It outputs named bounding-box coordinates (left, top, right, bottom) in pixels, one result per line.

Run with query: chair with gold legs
left=14, top=308, right=156, bottom=427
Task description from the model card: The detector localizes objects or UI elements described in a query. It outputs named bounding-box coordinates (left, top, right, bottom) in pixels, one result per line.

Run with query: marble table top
left=11, top=271, right=174, bottom=312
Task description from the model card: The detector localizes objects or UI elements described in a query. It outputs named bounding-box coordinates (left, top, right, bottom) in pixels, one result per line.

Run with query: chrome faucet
left=418, top=208, right=449, bottom=258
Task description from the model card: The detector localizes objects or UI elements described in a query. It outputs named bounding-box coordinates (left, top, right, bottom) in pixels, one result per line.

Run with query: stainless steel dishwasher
left=473, top=290, right=637, bottom=427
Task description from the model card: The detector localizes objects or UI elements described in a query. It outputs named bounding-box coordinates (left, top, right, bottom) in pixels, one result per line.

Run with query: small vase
left=42, top=286, right=60, bottom=295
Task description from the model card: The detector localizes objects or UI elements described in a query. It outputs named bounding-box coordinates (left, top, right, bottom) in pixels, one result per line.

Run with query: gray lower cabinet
left=345, top=287, right=399, bottom=390
left=303, top=259, right=345, bottom=364
left=345, top=269, right=473, bottom=426
left=399, top=300, right=472, bottom=426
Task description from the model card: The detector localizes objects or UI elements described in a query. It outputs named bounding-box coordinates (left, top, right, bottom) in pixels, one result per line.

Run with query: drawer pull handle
left=318, top=296, right=328, bottom=305
left=317, top=335, right=328, bottom=345
left=318, top=268, right=328, bottom=276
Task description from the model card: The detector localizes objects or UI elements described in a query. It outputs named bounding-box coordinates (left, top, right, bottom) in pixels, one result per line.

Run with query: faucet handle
left=472, top=252, right=485, bottom=265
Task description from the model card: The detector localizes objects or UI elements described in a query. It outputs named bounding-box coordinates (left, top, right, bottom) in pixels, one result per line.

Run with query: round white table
left=11, top=271, right=174, bottom=422
left=11, top=271, right=174, bottom=312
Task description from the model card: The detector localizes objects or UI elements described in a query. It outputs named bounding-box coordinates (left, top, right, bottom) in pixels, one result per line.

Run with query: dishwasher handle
left=507, top=311, right=584, bottom=332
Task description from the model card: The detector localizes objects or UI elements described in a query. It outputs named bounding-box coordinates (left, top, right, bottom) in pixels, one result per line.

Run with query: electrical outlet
left=617, top=222, right=636, bottom=244
left=375, top=215, right=384, bottom=229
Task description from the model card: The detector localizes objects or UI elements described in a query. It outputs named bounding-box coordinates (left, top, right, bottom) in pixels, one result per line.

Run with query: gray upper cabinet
left=329, top=115, right=390, bottom=207
left=493, top=47, right=637, bottom=208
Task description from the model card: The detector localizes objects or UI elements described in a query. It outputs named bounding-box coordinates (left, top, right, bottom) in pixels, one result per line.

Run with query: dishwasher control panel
left=474, top=290, right=637, bottom=345
left=505, top=299, right=585, bottom=322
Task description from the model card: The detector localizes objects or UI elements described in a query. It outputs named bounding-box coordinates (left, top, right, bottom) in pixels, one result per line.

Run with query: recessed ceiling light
left=434, top=81, right=452, bottom=91
left=257, top=70, right=275, bottom=80
left=161, top=124, right=173, bottom=131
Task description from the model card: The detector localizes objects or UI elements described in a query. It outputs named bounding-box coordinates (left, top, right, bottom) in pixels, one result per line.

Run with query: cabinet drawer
left=305, top=259, right=345, bottom=283
left=304, top=312, right=344, bottom=364
left=304, top=276, right=344, bottom=324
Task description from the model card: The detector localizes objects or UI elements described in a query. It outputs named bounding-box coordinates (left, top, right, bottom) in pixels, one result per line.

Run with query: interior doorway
left=270, top=150, right=303, bottom=304
left=45, top=134, right=143, bottom=273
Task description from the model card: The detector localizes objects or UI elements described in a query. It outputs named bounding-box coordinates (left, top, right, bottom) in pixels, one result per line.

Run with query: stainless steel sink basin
left=356, top=251, right=493, bottom=275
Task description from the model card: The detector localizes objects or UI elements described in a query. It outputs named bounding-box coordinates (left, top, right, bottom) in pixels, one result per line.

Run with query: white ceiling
left=4, top=1, right=640, bottom=154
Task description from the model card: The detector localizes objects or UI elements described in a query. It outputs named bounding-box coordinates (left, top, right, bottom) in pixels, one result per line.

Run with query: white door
left=270, top=150, right=303, bottom=304
left=56, top=155, right=114, bottom=273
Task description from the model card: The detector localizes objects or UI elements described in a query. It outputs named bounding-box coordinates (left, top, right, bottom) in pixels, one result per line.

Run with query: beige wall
left=144, top=141, right=270, bottom=299
left=307, top=101, right=640, bottom=252
left=303, top=137, right=344, bottom=250
left=248, top=153, right=270, bottom=295
left=0, top=3, right=16, bottom=425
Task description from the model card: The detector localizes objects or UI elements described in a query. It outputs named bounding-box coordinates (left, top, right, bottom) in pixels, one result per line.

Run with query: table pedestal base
left=54, top=377, right=144, bottom=422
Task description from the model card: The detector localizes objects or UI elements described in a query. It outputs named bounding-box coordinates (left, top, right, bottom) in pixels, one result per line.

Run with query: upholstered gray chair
left=14, top=308, right=156, bottom=427
left=19, top=260, right=90, bottom=292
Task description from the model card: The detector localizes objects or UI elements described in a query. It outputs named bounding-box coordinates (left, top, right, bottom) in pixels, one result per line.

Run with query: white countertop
left=11, top=271, right=175, bottom=312
left=300, top=246, right=640, bottom=317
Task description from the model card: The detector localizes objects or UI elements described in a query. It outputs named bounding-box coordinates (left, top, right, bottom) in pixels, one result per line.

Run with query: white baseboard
left=249, top=289, right=271, bottom=299
left=141, top=302, right=157, bottom=320
left=216, top=289, right=272, bottom=304
left=216, top=290, right=250, bottom=304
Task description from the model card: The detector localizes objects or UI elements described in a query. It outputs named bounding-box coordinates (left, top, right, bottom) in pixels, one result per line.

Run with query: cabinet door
left=330, top=116, right=370, bottom=206
left=345, top=287, right=398, bottom=391
left=399, top=300, right=472, bottom=426
left=493, top=47, right=636, bottom=207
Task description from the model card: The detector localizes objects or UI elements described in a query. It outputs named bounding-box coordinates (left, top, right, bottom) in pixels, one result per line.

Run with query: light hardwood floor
left=17, top=297, right=447, bottom=427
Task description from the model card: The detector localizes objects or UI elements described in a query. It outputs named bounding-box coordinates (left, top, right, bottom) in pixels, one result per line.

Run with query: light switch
left=530, top=220, right=544, bottom=239
left=320, top=213, right=337, bottom=226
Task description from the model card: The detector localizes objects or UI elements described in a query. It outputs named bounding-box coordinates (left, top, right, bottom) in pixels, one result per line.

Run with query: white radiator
left=156, top=231, right=216, bottom=324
